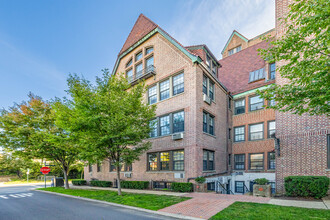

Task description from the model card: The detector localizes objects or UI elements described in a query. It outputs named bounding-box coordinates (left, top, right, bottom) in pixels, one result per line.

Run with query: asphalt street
left=0, top=184, right=178, bottom=220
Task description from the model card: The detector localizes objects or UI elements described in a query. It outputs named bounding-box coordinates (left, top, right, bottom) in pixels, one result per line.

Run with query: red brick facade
left=275, top=0, right=330, bottom=194
left=84, top=15, right=230, bottom=185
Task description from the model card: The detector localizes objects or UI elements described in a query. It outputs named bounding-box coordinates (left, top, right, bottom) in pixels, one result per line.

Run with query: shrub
left=284, top=176, right=330, bottom=199
left=255, top=178, right=269, bottom=185
left=90, top=180, right=112, bottom=187
left=121, top=181, right=149, bottom=189
left=72, top=179, right=87, bottom=186
left=171, top=182, right=193, bottom=192
left=195, top=177, right=206, bottom=184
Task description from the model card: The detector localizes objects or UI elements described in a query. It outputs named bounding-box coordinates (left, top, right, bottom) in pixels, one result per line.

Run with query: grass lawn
left=37, top=187, right=190, bottom=210
left=210, top=202, right=330, bottom=220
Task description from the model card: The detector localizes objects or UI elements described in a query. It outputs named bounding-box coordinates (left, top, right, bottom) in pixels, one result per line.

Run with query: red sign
left=40, top=167, right=51, bottom=174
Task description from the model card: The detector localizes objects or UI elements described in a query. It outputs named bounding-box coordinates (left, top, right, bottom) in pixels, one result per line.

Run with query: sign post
left=40, top=166, right=51, bottom=188
left=26, top=169, right=30, bottom=183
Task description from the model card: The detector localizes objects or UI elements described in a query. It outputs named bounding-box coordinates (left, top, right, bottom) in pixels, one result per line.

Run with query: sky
left=0, top=0, right=275, bottom=109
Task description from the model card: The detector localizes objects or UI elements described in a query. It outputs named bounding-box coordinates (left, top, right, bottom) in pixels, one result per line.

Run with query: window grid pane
left=250, top=154, right=264, bottom=170
left=209, top=82, right=214, bottom=100
left=173, top=111, right=184, bottom=133
left=136, top=52, right=142, bottom=61
left=203, top=76, right=208, bottom=94
left=146, top=56, right=154, bottom=68
left=234, top=126, right=245, bottom=142
left=173, top=73, right=184, bottom=95
left=135, top=63, right=143, bottom=78
left=160, top=80, right=170, bottom=101
left=160, top=152, right=170, bottom=170
left=148, top=85, right=157, bottom=104
left=249, top=123, right=264, bottom=140
left=149, top=119, right=158, bottom=137
left=160, top=115, right=170, bottom=136
left=235, top=99, right=245, bottom=115
left=234, top=154, right=245, bottom=170
left=249, top=96, right=264, bottom=111
left=148, top=153, right=157, bottom=171
left=268, top=152, right=276, bottom=169
left=173, top=150, right=184, bottom=171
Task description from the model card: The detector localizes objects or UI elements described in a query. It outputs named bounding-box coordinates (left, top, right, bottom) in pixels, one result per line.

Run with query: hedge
left=121, top=181, right=149, bottom=189
left=171, top=182, right=193, bottom=192
left=90, top=180, right=112, bottom=187
left=284, top=176, right=330, bottom=199
left=72, top=179, right=87, bottom=186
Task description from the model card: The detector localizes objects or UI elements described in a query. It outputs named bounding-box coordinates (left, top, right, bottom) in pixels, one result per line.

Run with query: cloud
left=168, top=0, right=275, bottom=59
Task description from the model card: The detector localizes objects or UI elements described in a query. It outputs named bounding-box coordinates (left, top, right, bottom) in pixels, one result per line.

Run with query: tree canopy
left=54, top=69, right=156, bottom=195
left=258, top=0, right=330, bottom=116
left=0, top=94, right=79, bottom=188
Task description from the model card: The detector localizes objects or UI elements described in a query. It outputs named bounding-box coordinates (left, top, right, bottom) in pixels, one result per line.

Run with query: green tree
left=0, top=94, right=79, bottom=188
left=54, top=69, right=156, bottom=195
left=258, top=0, right=330, bottom=116
left=0, top=151, right=41, bottom=179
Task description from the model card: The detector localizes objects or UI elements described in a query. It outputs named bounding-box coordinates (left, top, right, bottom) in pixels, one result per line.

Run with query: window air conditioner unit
left=174, top=173, right=185, bottom=179
left=172, top=132, right=183, bottom=140
left=203, top=94, right=211, bottom=105
left=124, top=173, right=132, bottom=178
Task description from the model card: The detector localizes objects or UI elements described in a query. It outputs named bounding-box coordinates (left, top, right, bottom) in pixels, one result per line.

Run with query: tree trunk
left=80, top=169, right=84, bottom=179
left=63, top=168, right=70, bottom=189
left=116, top=164, right=121, bottom=196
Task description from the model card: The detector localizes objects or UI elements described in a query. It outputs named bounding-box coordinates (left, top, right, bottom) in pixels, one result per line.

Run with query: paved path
left=0, top=185, right=178, bottom=220
left=160, top=193, right=270, bottom=219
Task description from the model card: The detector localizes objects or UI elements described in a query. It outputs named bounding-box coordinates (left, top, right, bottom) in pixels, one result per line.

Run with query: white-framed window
left=228, top=45, right=241, bottom=56
left=249, top=95, right=264, bottom=111
left=173, top=73, right=184, bottom=95
left=135, top=51, right=142, bottom=61
left=249, top=68, right=265, bottom=82
left=160, top=79, right=170, bottom=101
left=268, top=121, right=276, bottom=138
left=249, top=123, right=264, bottom=141
left=234, top=126, right=245, bottom=142
left=148, top=85, right=157, bottom=104
left=234, top=99, right=245, bottom=115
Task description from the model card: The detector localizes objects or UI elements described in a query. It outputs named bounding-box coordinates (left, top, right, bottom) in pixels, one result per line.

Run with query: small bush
left=195, top=177, right=206, bottom=184
left=72, top=179, right=87, bottom=186
left=172, top=182, right=193, bottom=192
left=90, top=180, right=112, bottom=187
left=255, top=178, right=269, bottom=185
left=121, top=181, right=149, bottom=189
left=285, top=176, right=330, bottom=199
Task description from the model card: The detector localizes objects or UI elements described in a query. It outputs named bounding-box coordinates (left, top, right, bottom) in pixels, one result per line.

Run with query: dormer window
left=126, top=59, right=132, bottom=68
left=135, top=51, right=142, bottom=61
left=206, top=55, right=211, bottom=67
left=146, top=47, right=153, bottom=55
left=212, top=62, right=217, bottom=75
left=249, top=68, right=265, bottom=82
left=228, top=45, right=241, bottom=56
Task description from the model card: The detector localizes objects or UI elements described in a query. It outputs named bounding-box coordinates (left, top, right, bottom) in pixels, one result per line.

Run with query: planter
left=194, top=183, right=207, bottom=192
left=253, top=184, right=271, bottom=197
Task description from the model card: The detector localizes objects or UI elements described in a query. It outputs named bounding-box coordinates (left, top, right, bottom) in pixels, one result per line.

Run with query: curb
left=32, top=189, right=204, bottom=220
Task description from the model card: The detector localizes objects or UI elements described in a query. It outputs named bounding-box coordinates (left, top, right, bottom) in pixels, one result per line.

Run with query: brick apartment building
left=85, top=1, right=329, bottom=195
left=85, top=14, right=231, bottom=188
left=217, top=29, right=277, bottom=194
left=274, top=0, right=330, bottom=193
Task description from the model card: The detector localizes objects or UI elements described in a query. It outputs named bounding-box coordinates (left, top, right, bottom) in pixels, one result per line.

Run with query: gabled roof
left=218, top=40, right=274, bottom=95
left=112, top=14, right=202, bottom=75
left=221, top=30, right=248, bottom=55
left=119, top=14, right=158, bottom=55
left=185, top=44, right=220, bottom=66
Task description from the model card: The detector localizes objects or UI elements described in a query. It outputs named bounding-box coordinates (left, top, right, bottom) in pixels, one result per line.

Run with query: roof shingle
left=218, top=40, right=274, bottom=95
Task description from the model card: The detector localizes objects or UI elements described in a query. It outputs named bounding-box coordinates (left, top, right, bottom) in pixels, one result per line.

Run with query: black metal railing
left=216, top=181, right=234, bottom=195
left=128, top=65, right=156, bottom=84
